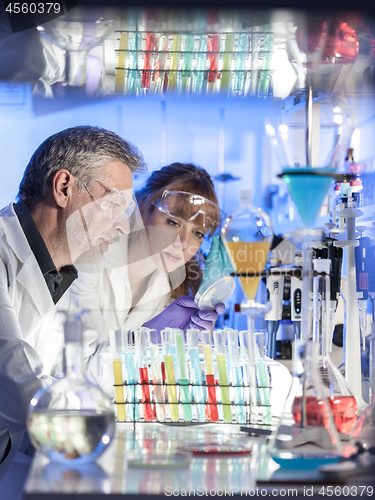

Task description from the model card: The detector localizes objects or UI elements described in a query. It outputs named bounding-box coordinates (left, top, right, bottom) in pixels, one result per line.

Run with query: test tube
left=186, top=329, right=206, bottom=422
left=109, top=329, right=126, bottom=421
left=141, top=33, right=155, bottom=89
left=194, top=35, right=207, bottom=95
left=213, top=330, right=232, bottom=422
left=257, top=32, right=274, bottom=97
left=227, top=329, right=246, bottom=423
left=124, top=329, right=139, bottom=421
left=207, top=34, right=220, bottom=93
left=181, top=34, right=195, bottom=93
left=154, top=34, right=168, bottom=94
left=162, top=329, right=179, bottom=422
left=175, top=330, right=192, bottom=422
left=149, top=329, right=166, bottom=421
left=115, top=33, right=128, bottom=93
left=167, top=34, right=181, bottom=92
left=249, top=31, right=259, bottom=96
left=202, top=330, right=218, bottom=422
left=240, top=330, right=259, bottom=424
left=220, top=34, right=234, bottom=94
left=253, top=332, right=272, bottom=425
left=234, top=33, right=248, bottom=93
left=136, top=328, right=153, bottom=421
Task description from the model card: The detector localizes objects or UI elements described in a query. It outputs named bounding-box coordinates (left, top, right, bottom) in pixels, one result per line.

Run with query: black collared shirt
left=14, top=200, right=78, bottom=304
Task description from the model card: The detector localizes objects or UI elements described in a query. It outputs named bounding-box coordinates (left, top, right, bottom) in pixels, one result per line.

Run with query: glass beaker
left=268, top=339, right=344, bottom=469
left=26, top=312, right=116, bottom=464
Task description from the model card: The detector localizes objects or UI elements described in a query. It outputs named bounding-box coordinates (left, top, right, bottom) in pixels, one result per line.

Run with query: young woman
left=70, top=162, right=223, bottom=342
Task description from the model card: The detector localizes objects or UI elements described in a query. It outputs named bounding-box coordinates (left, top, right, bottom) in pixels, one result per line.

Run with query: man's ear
left=52, top=169, right=75, bottom=208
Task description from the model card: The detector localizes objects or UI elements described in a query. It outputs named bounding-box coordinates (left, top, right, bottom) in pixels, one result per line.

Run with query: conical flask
left=313, top=259, right=358, bottom=436
left=268, top=339, right=344, bottom=469
left=26, top=312, right=116, bottom=464
left=221, top=189, right=273, bottom=303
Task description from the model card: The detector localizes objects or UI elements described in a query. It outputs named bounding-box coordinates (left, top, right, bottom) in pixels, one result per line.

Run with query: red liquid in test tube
left=208, top=34, right=220, bottom=84
left=142, top=33, right=155, bottom=89
left=139, top=367, right=153, bottom=421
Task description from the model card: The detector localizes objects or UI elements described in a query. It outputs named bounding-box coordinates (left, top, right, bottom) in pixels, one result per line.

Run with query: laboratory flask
left=268, top=339, right=344, bottom=469
left=312, top=259, right=358, bottom=436
left=26, top=312, right=116, bottom=464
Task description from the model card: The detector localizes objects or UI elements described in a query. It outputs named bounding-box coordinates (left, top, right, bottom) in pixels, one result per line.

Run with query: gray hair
left=18, top=125, right=147, bottom=206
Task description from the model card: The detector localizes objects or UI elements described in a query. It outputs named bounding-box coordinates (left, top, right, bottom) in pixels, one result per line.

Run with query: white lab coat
left=0, top=203, right=104, bottom=492
left=0, top=203, right=73, bottom=482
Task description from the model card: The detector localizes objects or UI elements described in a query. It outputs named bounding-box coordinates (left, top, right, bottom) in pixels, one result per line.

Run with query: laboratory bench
left=23, top=422, right=375, bottom=499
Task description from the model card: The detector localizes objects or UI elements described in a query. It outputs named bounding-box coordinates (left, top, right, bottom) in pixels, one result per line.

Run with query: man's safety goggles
left=77, top=177, right=135, bottom=223
left=152, top=190, right=224, bottom=232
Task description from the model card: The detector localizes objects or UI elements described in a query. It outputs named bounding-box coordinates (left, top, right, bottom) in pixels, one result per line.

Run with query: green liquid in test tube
left=214, top=330, right=232, bottom=422
left=234, top=33, right=248, bottom=92
left=254, top=332, right=272, bottom=425
left=220, top=34, right=234, bottom=93
left=175, top=332, right=192, bottom=422
left=194, top=35, right=207, bottom=95
left=154, top=35, right=168, bottom=94
left=167, top=34, right=181, bottom=92
left=258, top=32, right=274, bottom=97
left=182, top=34, right=195, bottom=92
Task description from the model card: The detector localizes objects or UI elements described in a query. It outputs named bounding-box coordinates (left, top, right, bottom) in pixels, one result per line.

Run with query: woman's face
left=146, top=208, right=207, bottom=270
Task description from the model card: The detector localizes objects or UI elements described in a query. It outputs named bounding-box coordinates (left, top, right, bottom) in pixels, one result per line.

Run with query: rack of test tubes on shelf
left=110, top=327, right=274, bottom=425
left=114, top=30, right=275, bottom=97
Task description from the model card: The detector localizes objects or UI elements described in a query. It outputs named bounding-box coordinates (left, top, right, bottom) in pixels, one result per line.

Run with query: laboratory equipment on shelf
left=221, top=188, right=273, bottom=426
left=312, top=258, right=358, bottom=436
left=268, top=339, right=346, bottom=469
left=26, top=312, right=116, bottom=464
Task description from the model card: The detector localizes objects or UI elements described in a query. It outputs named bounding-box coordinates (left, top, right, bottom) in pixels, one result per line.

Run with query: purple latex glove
left=142, top=296, right=225, bottom=332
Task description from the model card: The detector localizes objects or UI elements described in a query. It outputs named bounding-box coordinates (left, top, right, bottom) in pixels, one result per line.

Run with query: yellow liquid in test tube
left=204, top=344, right=213, bottom=374
left=113, top=359, right=126, bottom=421
left=115, top=33, right=128, bottom=93
left=164, top=355, right=179, bottom=421
left=226, top=241, right=270, bottom=300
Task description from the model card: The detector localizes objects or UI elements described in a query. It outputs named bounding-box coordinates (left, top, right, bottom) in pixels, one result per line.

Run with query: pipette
left=265, top=259, right=284, bottom=359
left=186, top=329, right=206, bottom=422
left=213, top=330, right=233, bottom=423
left=175, top=330, right=192, bottom=422
left=109, top=329, right=126, bottom=421
left=355, top=236, right=372, bottom=350
left=291, top=251, right=303, bottom=339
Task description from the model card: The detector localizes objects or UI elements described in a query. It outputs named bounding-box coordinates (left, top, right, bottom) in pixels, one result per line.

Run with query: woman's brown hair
left=136, top=163, right=219, bottom=299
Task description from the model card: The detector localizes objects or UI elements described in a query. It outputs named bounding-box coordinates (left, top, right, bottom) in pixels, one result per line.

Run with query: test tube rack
left=114, top=30, right=275, bottom=97
left=113, top=379, right=273, bottom=426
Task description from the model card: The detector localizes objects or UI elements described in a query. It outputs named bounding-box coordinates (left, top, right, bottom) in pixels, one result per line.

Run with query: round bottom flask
left=26, top=313, right=116, bottom=464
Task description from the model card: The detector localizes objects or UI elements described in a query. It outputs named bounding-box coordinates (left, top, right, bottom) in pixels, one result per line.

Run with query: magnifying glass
left=194, top=273, right=236, bottom=311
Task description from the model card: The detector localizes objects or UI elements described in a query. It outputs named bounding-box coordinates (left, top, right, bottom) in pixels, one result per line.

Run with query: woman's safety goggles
left=152, top=190, right=224, bottom=232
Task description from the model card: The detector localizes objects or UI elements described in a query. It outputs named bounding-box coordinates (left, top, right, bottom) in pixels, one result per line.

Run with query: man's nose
left=114, top=218, right=130, bottom=235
